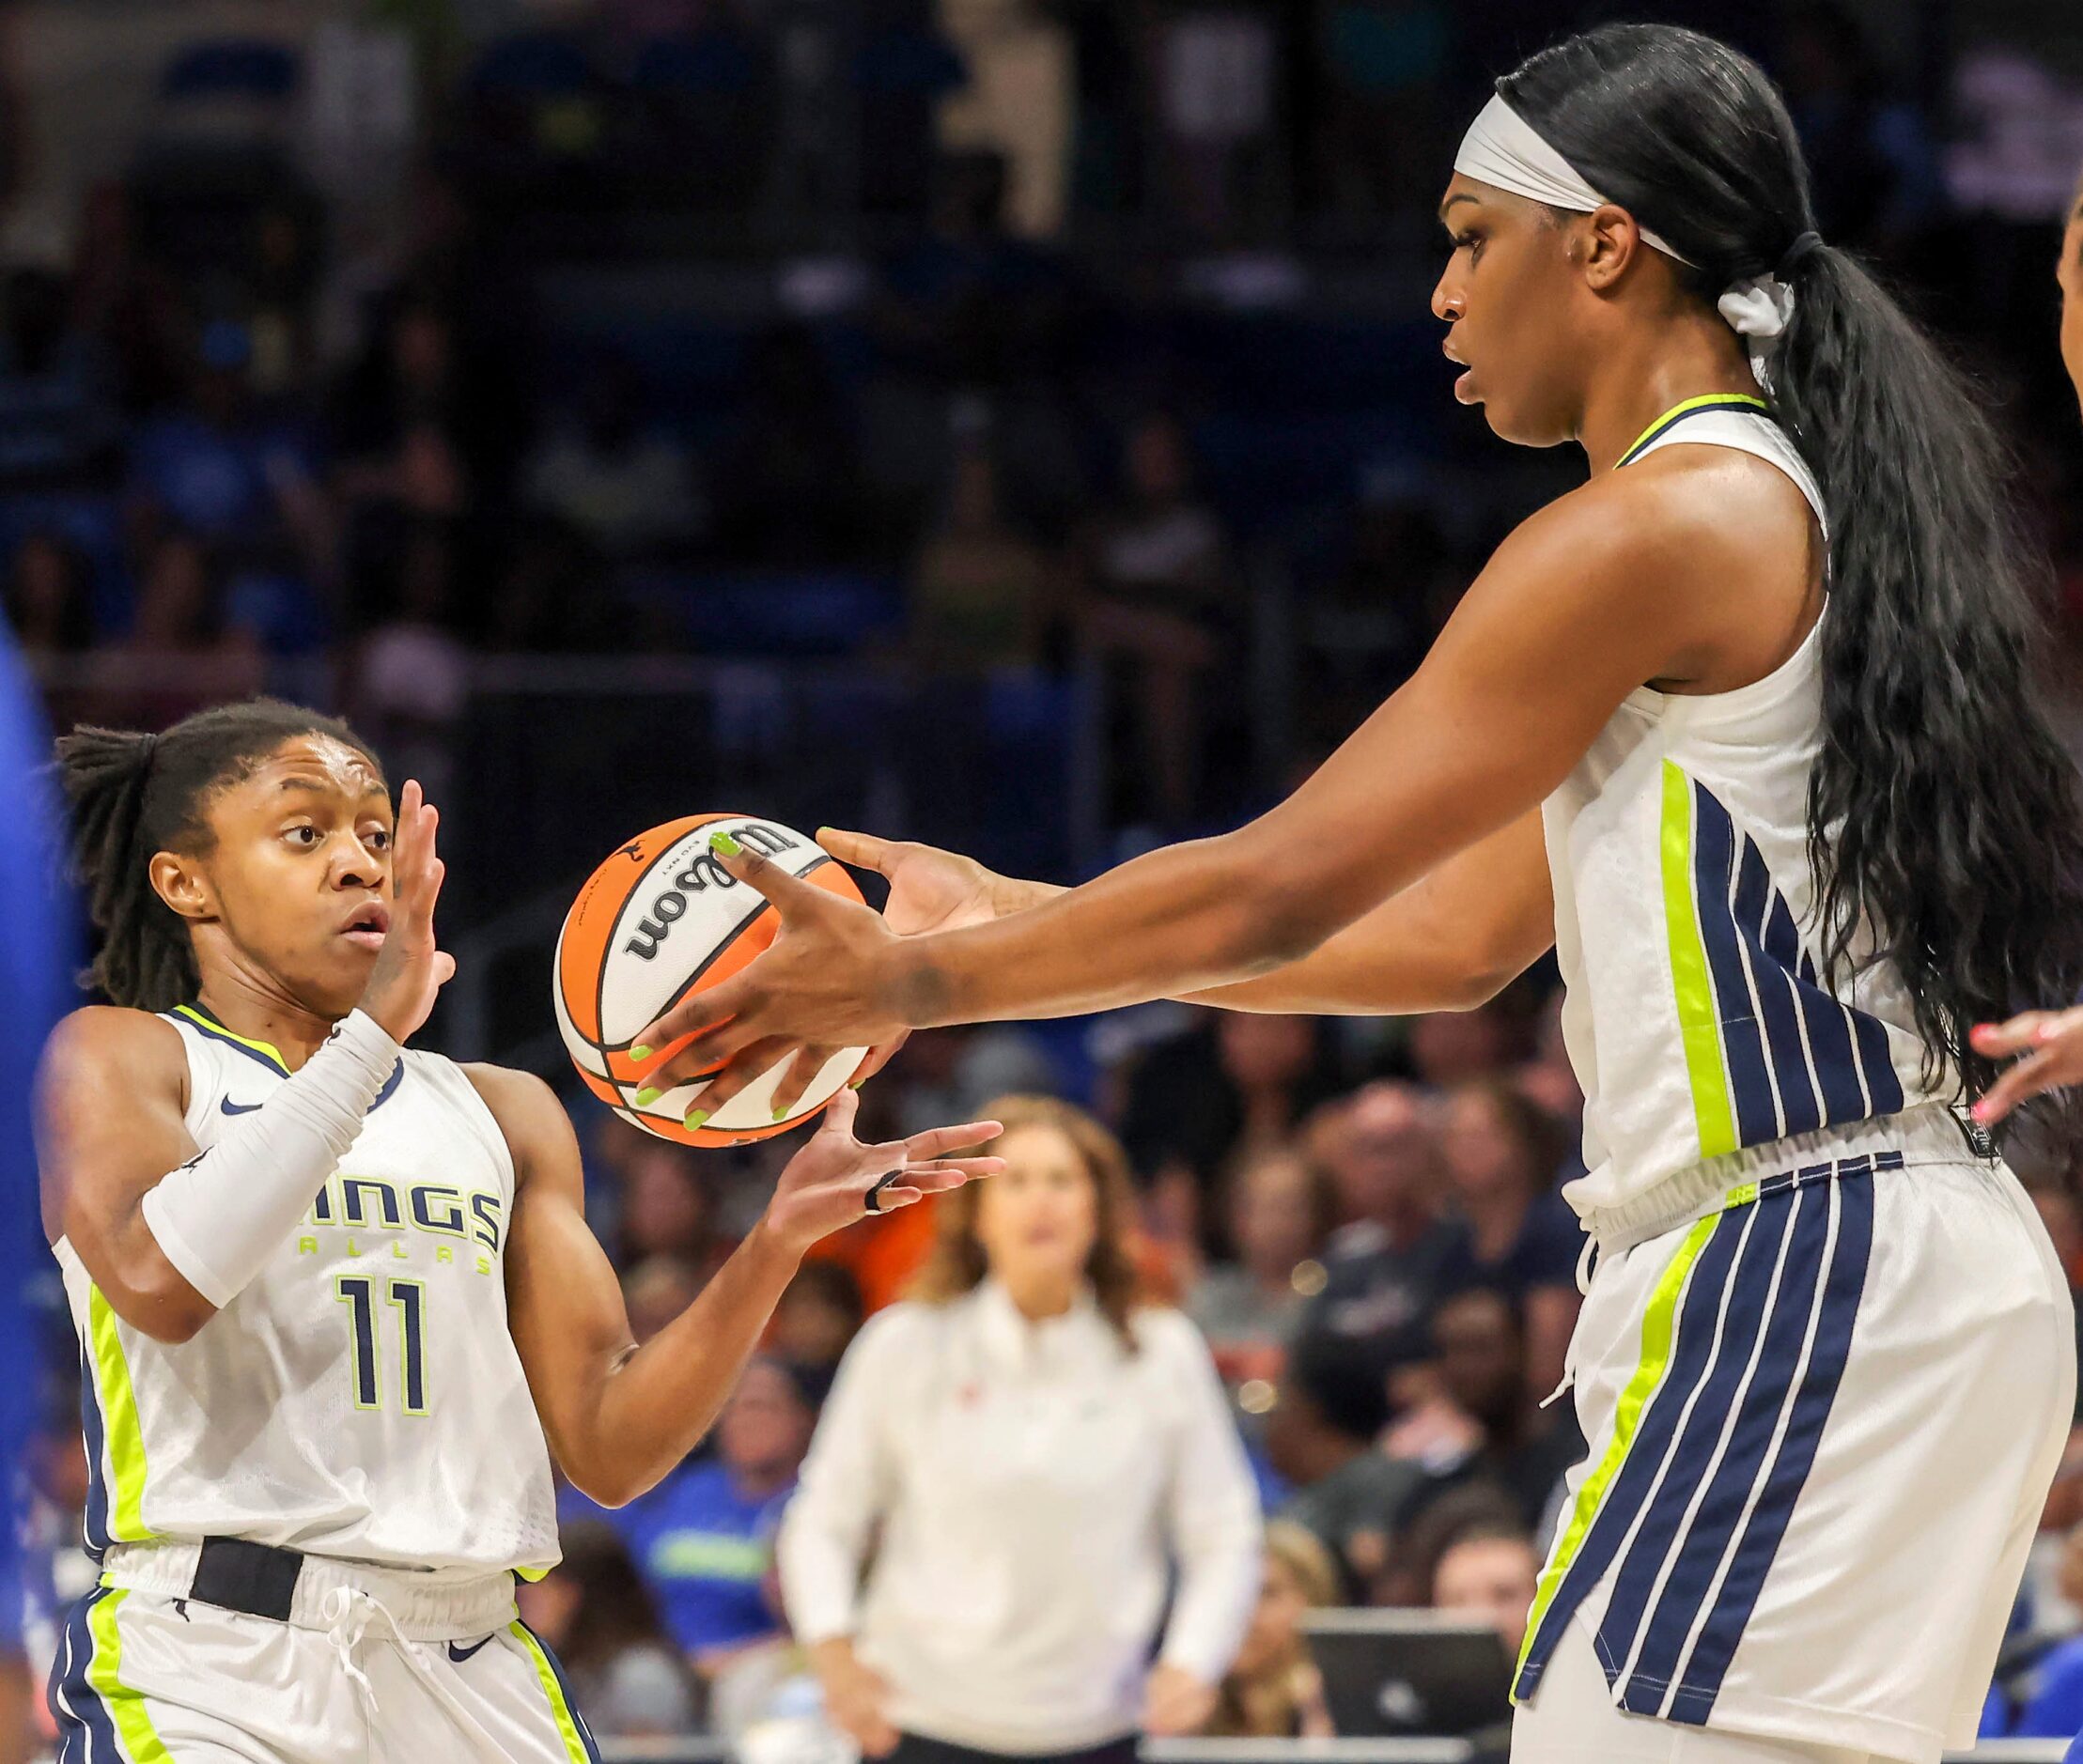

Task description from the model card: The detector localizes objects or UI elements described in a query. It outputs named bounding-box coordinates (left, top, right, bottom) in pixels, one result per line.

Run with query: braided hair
left=56, top=699, right=382, bottom=1012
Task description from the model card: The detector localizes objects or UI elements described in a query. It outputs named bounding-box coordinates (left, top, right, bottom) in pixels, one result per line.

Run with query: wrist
left=744, top=1213, right=811, bottom=1272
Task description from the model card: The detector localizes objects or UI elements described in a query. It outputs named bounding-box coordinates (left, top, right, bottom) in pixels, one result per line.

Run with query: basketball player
left=636, top=26, right=2083, bottom=1764
left=1947, top=167, right=2083, bottom=1123
left=37, top=698, right=1002, bottom=1762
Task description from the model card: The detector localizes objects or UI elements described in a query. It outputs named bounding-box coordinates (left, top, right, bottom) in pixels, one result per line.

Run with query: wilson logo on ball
left=622, top=822, right=801, bottom=962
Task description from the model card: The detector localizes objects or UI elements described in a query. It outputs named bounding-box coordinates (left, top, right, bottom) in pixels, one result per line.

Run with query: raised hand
left=760, top=1088, right=1001, bottom=1256
left=1969, top=1007, right=2083, bottom=1126
left=358, top=780, right=456, bottom=1044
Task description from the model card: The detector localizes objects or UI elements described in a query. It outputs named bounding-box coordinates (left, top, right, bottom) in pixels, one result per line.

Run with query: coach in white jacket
left=778, top=1096, right=1263, bottom=1764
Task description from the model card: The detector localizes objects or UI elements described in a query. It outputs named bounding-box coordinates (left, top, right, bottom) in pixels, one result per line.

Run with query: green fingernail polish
left=709, top=831, right=742, bottom=857
left=848, top=1077, right=866, bottom=1090
left=772, top=1104, right=789, bottom=1122
left=634, top=1087, right=661, bottom=1106
left=630, top=1044, right=652, bottom=1060
left=685, top=1107, right=709, bottom=1130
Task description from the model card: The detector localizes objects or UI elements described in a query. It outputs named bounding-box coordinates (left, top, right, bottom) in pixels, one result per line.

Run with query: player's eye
left=365, top=826, right=393, bottom=853
left=285, top=825, right=320, bottom=848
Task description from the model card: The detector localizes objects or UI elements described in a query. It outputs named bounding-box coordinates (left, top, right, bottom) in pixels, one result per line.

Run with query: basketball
left=554, top=812, right=870, bottom=1145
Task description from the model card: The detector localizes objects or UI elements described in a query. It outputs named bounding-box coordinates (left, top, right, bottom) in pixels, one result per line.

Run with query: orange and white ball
left=554, top=813, right=868, bottom=1145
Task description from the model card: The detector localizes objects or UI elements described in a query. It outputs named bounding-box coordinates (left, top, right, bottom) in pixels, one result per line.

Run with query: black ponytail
left=56, top=699, right=381, bottom=1013
left=1498, top=25, right=2083, bottom=1125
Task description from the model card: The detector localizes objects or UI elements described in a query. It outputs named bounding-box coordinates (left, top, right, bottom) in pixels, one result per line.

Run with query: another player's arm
left=36, top=1008, right=214, bottom=1341
left=640, top=464, right=1751, bottom=1075
left=485, top=1068, right=997, bottom=1508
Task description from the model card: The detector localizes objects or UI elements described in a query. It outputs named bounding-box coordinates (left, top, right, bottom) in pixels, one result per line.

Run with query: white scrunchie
left=1454, top=93, right=1798, bottom=382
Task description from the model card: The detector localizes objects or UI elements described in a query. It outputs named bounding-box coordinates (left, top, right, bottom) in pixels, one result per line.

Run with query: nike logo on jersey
left=220, top=1098, right=262, bottom=1116
left=447, top=1635, right=494, bottom=1663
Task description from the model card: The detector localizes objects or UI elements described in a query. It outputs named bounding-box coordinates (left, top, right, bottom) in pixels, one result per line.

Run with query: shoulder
left=845, top=1298, right=943, bottom=1359
left=41, top=1005, right=184, bottom=1091
left=459, top=1063, right=579, bottom=1190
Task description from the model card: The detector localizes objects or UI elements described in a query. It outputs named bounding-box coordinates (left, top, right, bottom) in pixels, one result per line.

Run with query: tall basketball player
left=636, top=26, right=2083, bottom=1764
left=37, top=698, right=1002, bottom=1763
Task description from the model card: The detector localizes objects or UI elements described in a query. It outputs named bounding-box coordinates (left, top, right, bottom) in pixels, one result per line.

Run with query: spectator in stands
left=1268, top=1329, right=1417, bottom=1599
left=616, top=1137, right=737, bottom=1284
left=89, top=530, right=262, bottom=728
left=127, top=321, right=329, bottom=579
left=523, top=351, right=705, bottom=561
left=1377, top=1289, right=1581, bottom=1558
left=768, top=1261, right=864, bottom=1376
left=571, top=1356, right=821, bottom=1678
left=779, top=1095, right=1261, bottom=1764
left=1075, top=411, right=1236, bottom=827
left=1433, top=1079, right=1580, bottom=1402
left=1207, top=1520, right=1338, bottom=1739
left=4, top=533, right=94, bottom=659
left=909, top=443, right=1053, bottom=672
left=1286, top=1082, right=1461, bottom=1425
left=0, top=265, right=115, bottom=487
left=519, top=1519, right=700, bottom=1737
left=1120, top=1009, right=1347, bottom=1256
left=1431, top=1520, right=1540, bottom=1663
left=1189, top=1143, right=1335, bottom=1395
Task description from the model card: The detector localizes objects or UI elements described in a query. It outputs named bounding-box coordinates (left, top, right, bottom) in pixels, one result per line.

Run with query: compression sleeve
left=141, top=1011, right=402, bottom=1309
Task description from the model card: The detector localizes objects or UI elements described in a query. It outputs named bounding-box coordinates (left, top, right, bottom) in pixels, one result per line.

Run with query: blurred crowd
left=7, top=0, right=2083, bottom=1754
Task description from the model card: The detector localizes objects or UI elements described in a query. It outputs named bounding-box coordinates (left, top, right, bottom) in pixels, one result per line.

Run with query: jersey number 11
left=334, top=1276, right=428, bottom=1416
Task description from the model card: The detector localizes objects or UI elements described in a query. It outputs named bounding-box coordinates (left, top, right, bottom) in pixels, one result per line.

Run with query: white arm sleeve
left=141, top=1010, right=402, bottom=1309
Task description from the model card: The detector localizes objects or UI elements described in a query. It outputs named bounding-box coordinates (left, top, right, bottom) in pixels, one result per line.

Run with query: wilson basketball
left=554, top=813, right=869, bottom=1145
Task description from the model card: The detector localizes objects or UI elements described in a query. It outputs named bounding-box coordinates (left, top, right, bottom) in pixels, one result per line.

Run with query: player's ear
left=150, top=850, right=215, bottom=923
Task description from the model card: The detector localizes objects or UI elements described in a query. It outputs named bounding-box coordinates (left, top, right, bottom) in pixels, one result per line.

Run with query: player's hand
left=761, top=1087, right=1000, bottom=1256
left=686, top=828, right=1036, bottom=1120
left=1969, top=1007, right=2083, bottom=1125
left=812, top=1639, right=900, bottom=1757
left=631, top=835, right=915, bottom=1093
left=357, top=780, right=456, bottom=1044
left=1140, top=1664, right=1218, bottom=1737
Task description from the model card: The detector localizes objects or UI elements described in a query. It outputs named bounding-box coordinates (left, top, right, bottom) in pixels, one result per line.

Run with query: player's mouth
left=340, top=901, right=391, bottom=952
left=1443, top=335, right=1476, bottom=403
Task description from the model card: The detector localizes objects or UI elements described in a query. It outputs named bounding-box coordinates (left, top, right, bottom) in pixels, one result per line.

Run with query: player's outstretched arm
left=634, top=463, right=1736, bottom=1088
left=488, top=1073, right=1000, bottom=1507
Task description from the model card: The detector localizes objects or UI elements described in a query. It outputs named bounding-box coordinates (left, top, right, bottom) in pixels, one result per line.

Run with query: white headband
left=1452, top=93, right=1800, bottom=381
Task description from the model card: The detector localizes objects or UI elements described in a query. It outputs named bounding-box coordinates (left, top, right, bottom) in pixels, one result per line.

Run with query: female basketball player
left=637, top=25, right=2083, bottom=1764
left=36, top=697, right=1002, bottom=1763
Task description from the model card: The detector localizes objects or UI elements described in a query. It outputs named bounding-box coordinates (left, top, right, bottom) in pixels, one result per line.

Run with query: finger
left=658, top=1014, right=768, bottom=1086
left=870, top=1184, right=925, bottom=1210
left=1971, top=1012, right=2054, bottom=1058
left=905, top=1156, right=1003, bottom=1178
left=390, top=780, right=424, bottom=885
left=634, top=972, right=758, bottom=1077
left=819, top=1082, right=862, bottom=1139
left=674, top=1037, right=793, bottom=1114
left=816, top=827, right=899, bottom=874
left=1973, top=1047, right=2066, bottom=1125
left=853, top=1032, right=910, bottom=1088
left=896, top=1170, right=972, bottom=1197
left=902, top=1119, right=1003, bottom=1161
left=772, top=1044, right=839, bottom=1119
left=712, top=835, right=823, bottom=921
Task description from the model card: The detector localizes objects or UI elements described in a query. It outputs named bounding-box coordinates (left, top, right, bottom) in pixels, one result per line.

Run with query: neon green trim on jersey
left=515, top=1563, right=552, bottom=1583
left=1619, top=394, right=1770, bottom=466
left=87, top=1286, right=153, bottom=1542
left=513, top=1621, right=592, bottom=1763
left=86, top=1588, right=176, bottom=1763
left=1661, top=762, right=1738, bottom=1160
left=1512, top=1212, right=1718, bottom=1697
left=1725, top=1180, right=1760, bottom=1209
left=174, top=1003, right=290, bottom=1075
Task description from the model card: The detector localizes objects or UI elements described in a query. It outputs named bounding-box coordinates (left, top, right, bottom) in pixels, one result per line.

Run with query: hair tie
left=1777, top=230, right=1824, bottom=279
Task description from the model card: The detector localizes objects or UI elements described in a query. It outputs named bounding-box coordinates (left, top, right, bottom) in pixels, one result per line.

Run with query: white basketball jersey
left=1544, top=397, right=1952, bottom=1221
left=55, top=1005, right=560, bottom=1577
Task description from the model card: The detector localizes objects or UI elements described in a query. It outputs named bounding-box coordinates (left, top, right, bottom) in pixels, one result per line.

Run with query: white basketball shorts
left=1512, top=1106, right=2075, bottom=1764
left=50, top=1542, right=600, bottom=1764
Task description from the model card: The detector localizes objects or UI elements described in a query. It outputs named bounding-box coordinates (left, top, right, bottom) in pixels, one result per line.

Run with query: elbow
left=1436, top=959, right=1522, bottom=1013
left=125, top=1280, right=216, bottom=1345
left=562, top=1456, right=669, bottom=1510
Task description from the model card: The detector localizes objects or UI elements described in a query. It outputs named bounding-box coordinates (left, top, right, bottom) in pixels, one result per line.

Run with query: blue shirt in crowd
left=564, top=1462, right=793, bottom=1658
